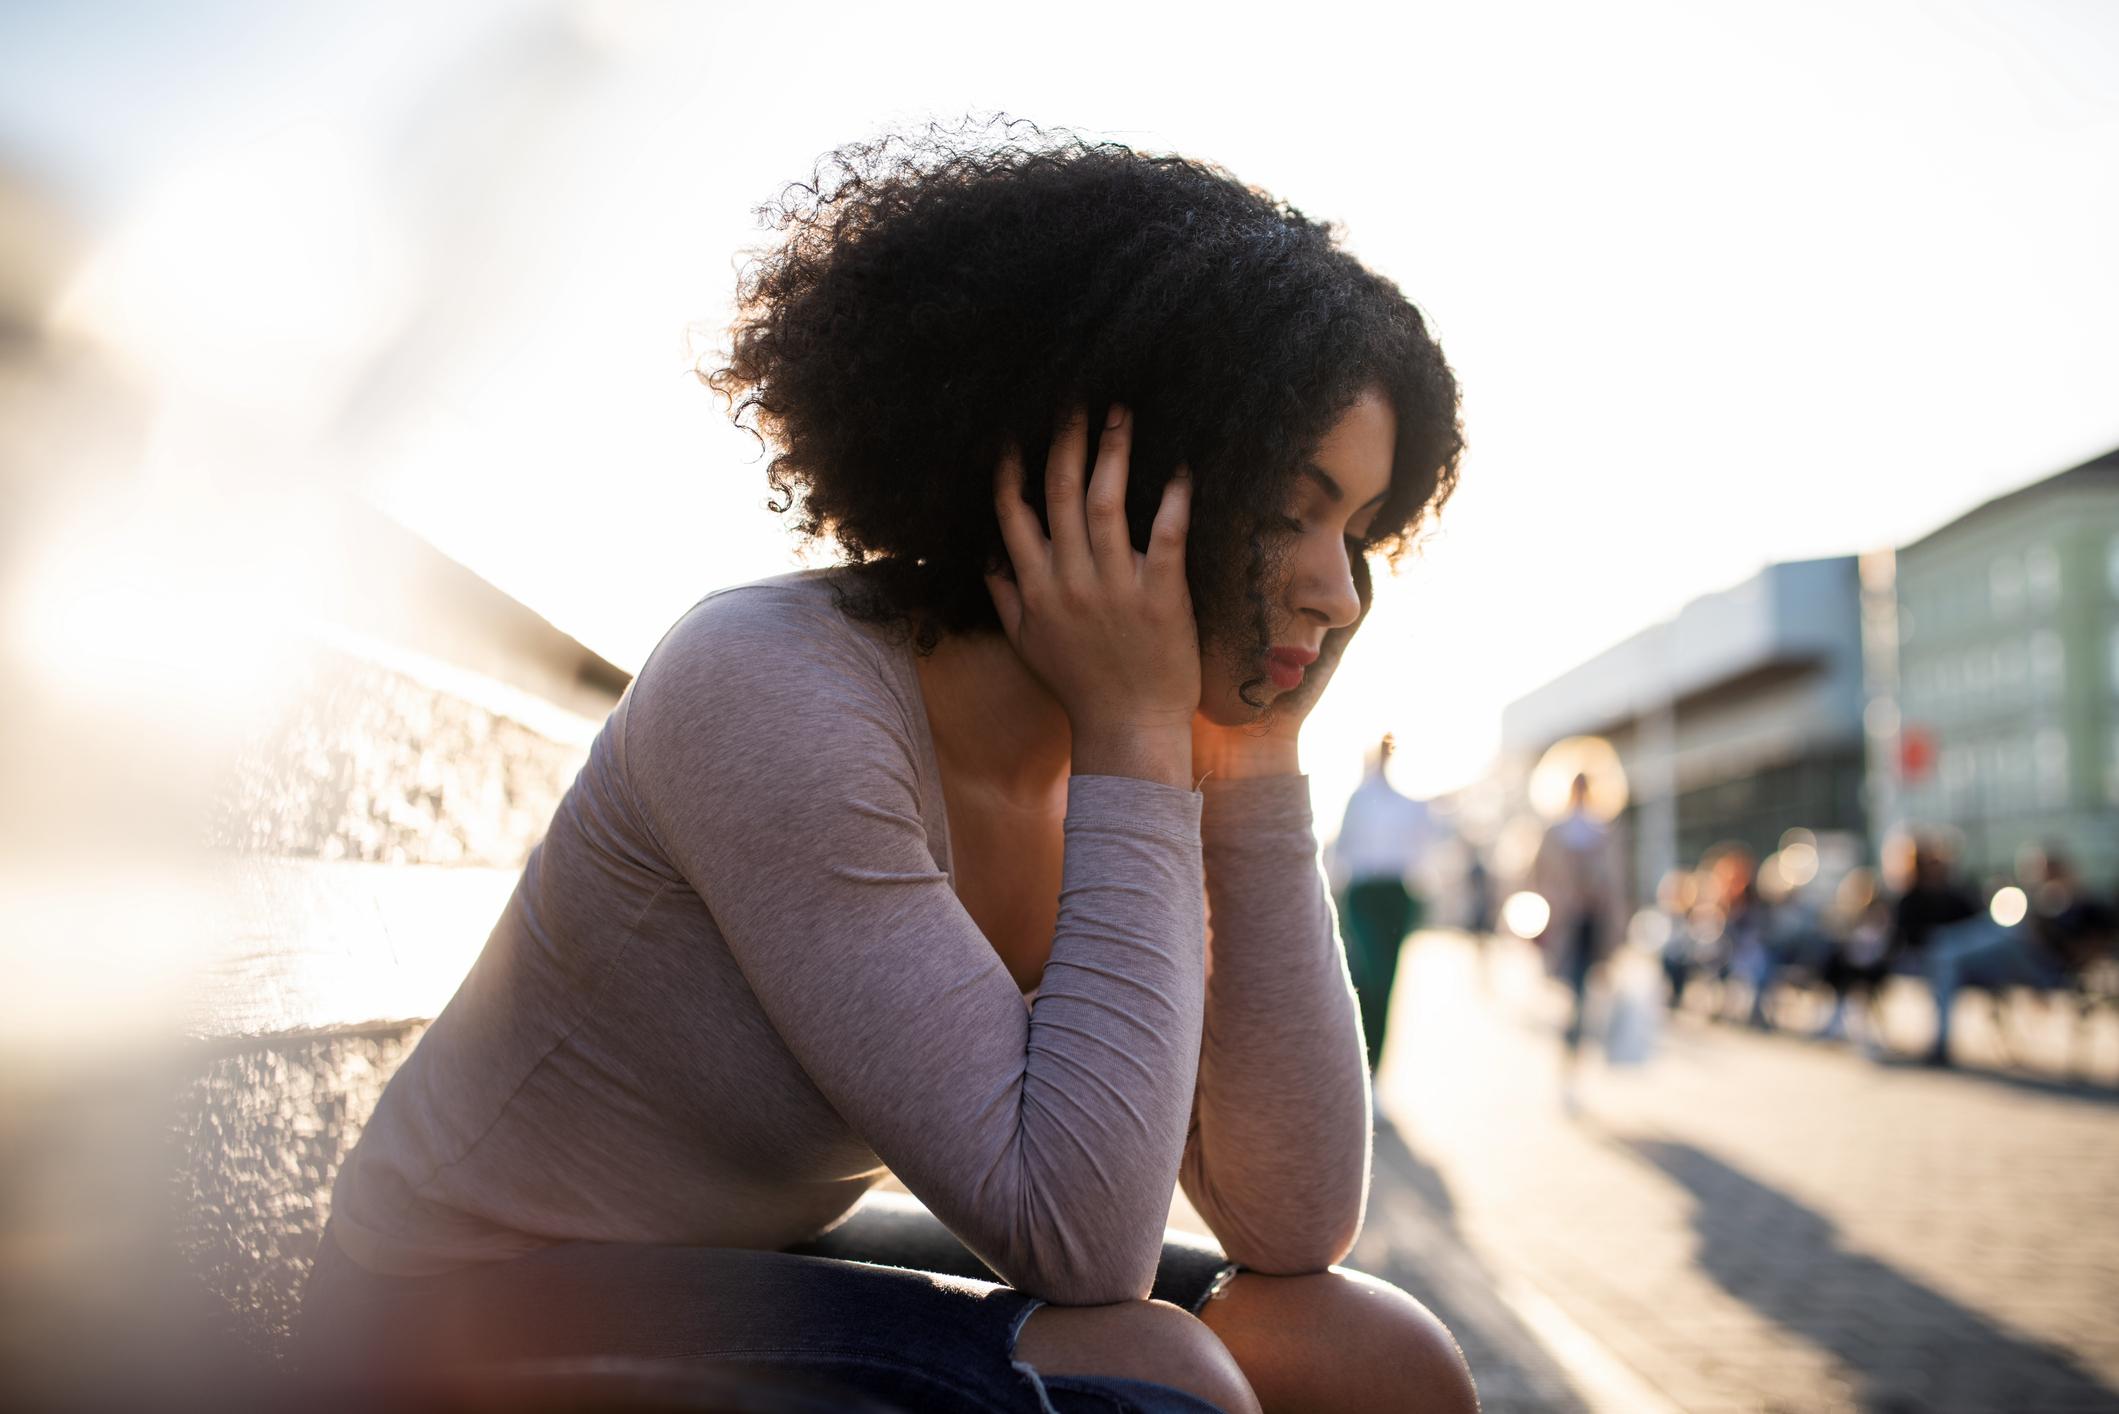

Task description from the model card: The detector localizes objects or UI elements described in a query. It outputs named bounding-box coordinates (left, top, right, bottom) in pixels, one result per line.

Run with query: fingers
left=1145, top=463, right=1191, bottom=587
left=1084, top=405, right=1132, bottom=570
left=992, top=445, right=1046, bottom=582
left=1043, top=408, right=1092, bottom=570
left=983, top=568, right=1024, bottom=641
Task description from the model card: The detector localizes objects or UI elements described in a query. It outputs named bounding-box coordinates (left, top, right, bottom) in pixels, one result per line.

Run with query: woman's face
left=1197, top=386, right=1398, bottom=725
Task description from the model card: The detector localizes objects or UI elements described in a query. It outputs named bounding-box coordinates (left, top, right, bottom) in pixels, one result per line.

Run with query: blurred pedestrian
left=1463, top=848, right=1499, bottom=992
left=1464, top=851, right=1496, bottom=939
left=1925, top=849, right=2115, bottom=1067
left=1815, top=868, right=1893, bottom=1055
left=1530, top=772, right=1629, bottom=1106
left=1892, top=836, right=1980, bottom=967
left=1653, top=869, right=1702, bottom=1010
left=1331, top=735, right=1437, bottom=1073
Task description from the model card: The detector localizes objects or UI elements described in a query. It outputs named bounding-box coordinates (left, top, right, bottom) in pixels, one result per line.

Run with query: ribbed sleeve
left=1179, top=774, right=1372, bottom=1272
left=621, top=589, right=1208, bottom=1304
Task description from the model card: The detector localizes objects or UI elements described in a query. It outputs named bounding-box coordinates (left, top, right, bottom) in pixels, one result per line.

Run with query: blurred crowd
left=1636, top=833, right=2119, bottom=1069
left=1329, top=733, right=2119, bottom=1081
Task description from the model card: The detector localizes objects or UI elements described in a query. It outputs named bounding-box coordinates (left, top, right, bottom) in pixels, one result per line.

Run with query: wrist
left=1070, top=722, right=1195, bottom=790
left=1191, top=732, right=1302, bottom=781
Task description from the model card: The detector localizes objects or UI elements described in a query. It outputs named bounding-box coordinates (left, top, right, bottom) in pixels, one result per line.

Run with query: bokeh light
left=1501, top=890, right=1551, bottom=940
left=1527, top=735, right=1630, bottom=823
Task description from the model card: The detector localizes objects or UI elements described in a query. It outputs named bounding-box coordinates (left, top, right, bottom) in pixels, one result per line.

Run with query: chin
left=1196, top=676, right=1276, bottom=728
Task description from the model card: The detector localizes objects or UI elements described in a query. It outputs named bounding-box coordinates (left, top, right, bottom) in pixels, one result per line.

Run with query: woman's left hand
left=1190, top=613, right=1365, bottom=781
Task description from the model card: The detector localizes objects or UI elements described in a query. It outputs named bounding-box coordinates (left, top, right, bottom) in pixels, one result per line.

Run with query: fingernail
left=1106, top=404, right=1126, bottom=430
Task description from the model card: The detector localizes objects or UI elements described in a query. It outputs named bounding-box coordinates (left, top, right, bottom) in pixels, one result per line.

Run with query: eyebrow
left=1302, top=463, right=1388, bottom=510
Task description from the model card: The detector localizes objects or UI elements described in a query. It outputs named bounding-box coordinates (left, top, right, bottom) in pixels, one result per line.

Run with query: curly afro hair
left=704, top=119, right=1463, bottom=675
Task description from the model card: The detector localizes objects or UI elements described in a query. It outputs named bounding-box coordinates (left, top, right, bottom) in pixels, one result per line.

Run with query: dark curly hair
left=704, top=119, right=1463, bottom=690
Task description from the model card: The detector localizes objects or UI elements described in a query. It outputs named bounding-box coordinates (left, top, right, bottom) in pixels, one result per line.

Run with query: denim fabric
left=1925, top=917, right=2068, bottom=1055
left=789, top=1191, right=1237, bottom=1316
left=302, top=1193, right=1234, bottom=1413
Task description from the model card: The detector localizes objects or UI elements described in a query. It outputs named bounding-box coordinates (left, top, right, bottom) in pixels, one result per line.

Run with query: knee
left=1200, top=1268, right=1477, bottom=1414
left=1015, top=1297, right=1261, bottom=1414
left=1369, top=1284, right=1480, bottom=1414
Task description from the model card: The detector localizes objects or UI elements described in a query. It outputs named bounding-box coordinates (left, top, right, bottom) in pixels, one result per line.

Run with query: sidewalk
left=1358, top=931, right=2119, bottom=1413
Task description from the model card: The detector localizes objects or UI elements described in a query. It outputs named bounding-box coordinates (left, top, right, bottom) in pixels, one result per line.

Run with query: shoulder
left=659, top=568, right=878, bottom=654
left=635, top=570, right=899, bottom=701
left=623, top=569, right=922, bottom=776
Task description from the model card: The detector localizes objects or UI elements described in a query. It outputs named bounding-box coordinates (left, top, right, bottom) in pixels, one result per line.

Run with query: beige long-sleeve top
left=327, top=570, right=1371, bottom=1305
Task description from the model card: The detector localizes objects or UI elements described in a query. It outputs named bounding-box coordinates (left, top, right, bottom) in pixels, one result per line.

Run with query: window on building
left=2027, top=544, right=2061, bottom=610
left=2108, top=535, right=2119, bottom=599
left=2005, top=737, right=2032, bottom=810
left=2035, top=729, right=2069, bottom=810
left=1942, top=746, right=1970, bottom=810
left=1990, top=556, right=2024, bottom=618
left=2032, top=631, right=2065, bottom=699
left=1998, top=641, right=2027, bottom=701
left=1966, top=648, right=1991, bottom=698
left=2110, top=627, right=2119, bottom=697
left=2109, top=729, right=2119, bottom=807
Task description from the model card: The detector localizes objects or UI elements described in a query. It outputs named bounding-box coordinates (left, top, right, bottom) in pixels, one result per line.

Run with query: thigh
left=302, top=1223, right=1036, bottom=1413
left=793, top=1189, right=1239, bottom=1315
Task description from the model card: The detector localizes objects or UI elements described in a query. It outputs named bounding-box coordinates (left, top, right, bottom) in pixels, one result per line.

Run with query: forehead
left=1304, top=389, right=1396, bottom=503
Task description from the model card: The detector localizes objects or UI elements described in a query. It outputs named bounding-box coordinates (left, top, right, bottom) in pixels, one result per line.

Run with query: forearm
left=1179, top=773, right=1372, bottom=1272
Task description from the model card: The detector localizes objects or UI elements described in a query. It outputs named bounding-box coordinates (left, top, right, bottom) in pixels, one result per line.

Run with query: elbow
left=995, top=1194, right=1163, bottom=1308
left=1018, top=1263, right=1155, bottom=1309
left=1224, top=1216, right=1362, bottom=1277
left=1004, top=1236, right=1157, bottom=1307
left=1191, top=1170, right=1365, bottom=1276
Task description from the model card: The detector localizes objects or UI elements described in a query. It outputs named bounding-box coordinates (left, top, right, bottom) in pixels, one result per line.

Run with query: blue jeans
left=1925, top=916, right=2068, bottom=1058
left=300, top=1191, right=1235, bottom=1413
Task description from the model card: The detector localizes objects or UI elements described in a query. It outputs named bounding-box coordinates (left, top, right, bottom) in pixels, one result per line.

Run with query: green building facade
left=1888, top=449, right=2119, bottom=886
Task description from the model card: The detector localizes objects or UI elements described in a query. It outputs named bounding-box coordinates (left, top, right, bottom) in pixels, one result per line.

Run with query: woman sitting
left=302, top=122, right=1476, bottom=1414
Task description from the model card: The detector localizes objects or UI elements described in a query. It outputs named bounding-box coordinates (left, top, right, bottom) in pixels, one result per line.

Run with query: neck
left=915, top=629, right=1073, bottom=801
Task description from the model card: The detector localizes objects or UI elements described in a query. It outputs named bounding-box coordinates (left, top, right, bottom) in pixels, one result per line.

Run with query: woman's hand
left=1191, top=610, right=1368, bottom=781
left=986, top=406, right=1198, bottom=787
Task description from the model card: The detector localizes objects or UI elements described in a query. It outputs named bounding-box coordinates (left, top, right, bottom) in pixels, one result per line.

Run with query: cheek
left=1195, top=640, right=1273, bottom=725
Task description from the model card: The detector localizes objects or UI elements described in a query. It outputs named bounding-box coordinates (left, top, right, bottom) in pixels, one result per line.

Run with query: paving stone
left=1371, top=932, right=2119, bottom=1414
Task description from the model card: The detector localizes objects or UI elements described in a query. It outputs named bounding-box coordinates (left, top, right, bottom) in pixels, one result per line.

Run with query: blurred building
left=1500, top=558, right=1868, bottom=901
left=1885, top=447, right=2119, bottom=885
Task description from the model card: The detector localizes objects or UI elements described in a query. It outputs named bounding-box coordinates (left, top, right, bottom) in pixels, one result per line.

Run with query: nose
left=1293, top=536, right=1363, bottom=631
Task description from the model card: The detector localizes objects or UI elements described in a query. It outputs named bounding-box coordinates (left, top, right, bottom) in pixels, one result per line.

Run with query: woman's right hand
left=985, top=406, right=1198, bottom=787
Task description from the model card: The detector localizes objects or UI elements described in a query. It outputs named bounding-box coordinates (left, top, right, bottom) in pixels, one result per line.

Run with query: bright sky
left=10, top=0, right=2119, bottom=824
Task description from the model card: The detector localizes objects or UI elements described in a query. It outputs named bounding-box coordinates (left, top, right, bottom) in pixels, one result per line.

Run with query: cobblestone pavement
left=1353, top=931, right=2119, bottom=1413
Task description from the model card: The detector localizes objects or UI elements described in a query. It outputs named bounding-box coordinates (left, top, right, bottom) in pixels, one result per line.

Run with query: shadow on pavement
left=1366, top=1113, right=1591, bottom=1413
left=1374, top=1111, right=1459, bottom=1226
left=1616, top=1137, right=2119, bottom=1412
left=1864, top=1052, right=2119, bottom=1109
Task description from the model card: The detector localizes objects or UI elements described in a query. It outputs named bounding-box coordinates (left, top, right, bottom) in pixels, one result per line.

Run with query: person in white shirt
left=1330, top=736, right=1436, bottom=1072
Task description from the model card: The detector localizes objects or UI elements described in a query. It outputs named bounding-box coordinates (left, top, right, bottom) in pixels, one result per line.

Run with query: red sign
left=1900, top=724, right=1937, bottom=782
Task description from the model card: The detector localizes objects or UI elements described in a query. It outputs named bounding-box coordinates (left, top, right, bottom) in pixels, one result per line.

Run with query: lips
left=1265, top=646, right=1319, bottom=691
